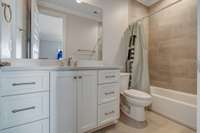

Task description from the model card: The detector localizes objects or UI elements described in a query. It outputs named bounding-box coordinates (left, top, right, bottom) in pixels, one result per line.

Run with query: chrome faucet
left=67, top=56, right=73, bottom=66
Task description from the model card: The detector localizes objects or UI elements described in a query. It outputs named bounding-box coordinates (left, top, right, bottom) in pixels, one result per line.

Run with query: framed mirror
left=0, top=0, right=103, bottom=61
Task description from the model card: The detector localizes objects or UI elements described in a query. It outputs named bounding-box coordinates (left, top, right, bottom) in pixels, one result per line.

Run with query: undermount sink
left=76, top=60, right=104, bottom=67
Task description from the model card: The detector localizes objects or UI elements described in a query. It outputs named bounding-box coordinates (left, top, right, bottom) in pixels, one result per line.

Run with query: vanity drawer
left=98, top=70, right=120, bottom=84
left=0, top=119, right=49, bottom=133
left=98, top=83, right=119, bottom=104
left=0, top=72, right=49, bottom=96
left=0, top=92, right=49, bottom=130
left=98, top=102, right=117, bottom=126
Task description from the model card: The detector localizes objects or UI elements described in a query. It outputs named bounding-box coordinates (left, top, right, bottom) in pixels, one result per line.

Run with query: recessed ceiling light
left=76, top=0, right=82, bottom=3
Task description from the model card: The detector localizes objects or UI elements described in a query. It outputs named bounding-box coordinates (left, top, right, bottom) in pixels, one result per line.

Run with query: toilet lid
left=124, top=89, right=152, bottom=100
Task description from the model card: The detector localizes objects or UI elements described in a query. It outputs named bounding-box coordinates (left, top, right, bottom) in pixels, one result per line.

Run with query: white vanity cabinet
left=0, top=71, right=50, bottom=133
left=77, top=71, right=98, bottom=133
left=50, top=71, right=98, bottom=133
left=0, top=119, right=49, bottom=133
left=98, top=70, right=120, bottom=126
left=50, top=71, right=77, bottom=133
left=0, top=68, right=120, bottom=133
left=50, top=69, right=120, bottom=133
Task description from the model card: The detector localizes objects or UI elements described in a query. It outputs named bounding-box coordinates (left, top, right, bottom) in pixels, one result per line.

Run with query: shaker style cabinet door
left=50, top=71, right=77, bottom=133
left=0, top=119, right=49, bottom=133
left=77, top=71, right=98, bottom=133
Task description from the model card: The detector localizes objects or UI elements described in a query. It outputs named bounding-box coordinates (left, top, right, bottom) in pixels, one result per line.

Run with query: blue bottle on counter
left=57, top=49, right=63, bottom=60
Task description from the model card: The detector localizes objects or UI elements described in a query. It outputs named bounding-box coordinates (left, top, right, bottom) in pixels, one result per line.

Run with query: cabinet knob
left=74, top=76, right=77, bottom=79
left=78, top=76, right=82, bottom=79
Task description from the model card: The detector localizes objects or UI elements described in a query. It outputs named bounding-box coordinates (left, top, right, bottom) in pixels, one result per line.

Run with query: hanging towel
left=125, top=21, right=150, bottom=93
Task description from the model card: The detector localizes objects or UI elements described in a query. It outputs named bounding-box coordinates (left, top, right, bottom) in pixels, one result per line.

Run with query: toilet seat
left=124, top=89, right=152, bottom=100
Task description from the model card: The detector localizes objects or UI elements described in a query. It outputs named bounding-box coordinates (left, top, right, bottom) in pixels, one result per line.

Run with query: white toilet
left=120, top=73, right=152, bottom=122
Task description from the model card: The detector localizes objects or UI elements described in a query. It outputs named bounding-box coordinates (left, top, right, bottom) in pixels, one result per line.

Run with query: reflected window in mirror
left=38, top=13, right=64, bottom=59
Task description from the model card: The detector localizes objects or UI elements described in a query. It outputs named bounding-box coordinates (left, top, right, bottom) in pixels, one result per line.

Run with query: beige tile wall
left=128, top=0, right=197, bottom=94
left=149, top=0, right=197, bottom=94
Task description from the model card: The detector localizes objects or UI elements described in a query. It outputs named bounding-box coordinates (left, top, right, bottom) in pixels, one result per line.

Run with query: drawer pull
left=105, top=91, right=115, bottom=95
left=105, top=110, right=115, bottom=116
left=105, top=75, right=115, bottom=79
left=12, top=106, right=36, bottom=113
left=12, top=82, right=36, bottom=86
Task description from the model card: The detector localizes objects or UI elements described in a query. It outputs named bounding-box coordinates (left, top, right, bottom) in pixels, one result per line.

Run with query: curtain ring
left=2, top=3, right=12, bottom=23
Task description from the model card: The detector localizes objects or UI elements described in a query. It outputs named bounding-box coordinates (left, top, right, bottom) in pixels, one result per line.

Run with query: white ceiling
left=38, top=0, right=102, bottom=21
left=137, top=0, right=162, bottom=6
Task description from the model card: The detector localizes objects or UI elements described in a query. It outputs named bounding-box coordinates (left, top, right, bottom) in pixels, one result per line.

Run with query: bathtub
left=150, top=86, right=197, bottom=129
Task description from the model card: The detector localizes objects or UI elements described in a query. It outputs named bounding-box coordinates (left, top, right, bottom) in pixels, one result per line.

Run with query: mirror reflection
left=0, top=0, right=103, bottom=61
left=38, top=13, right=64, bottom=60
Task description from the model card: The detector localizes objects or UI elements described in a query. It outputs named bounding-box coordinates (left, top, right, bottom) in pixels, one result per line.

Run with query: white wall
left=84, top=0, right=129, bottom=70
left=0, top=0, right=13, bottom=58
left=15, top=0, right=27, bottom=59
left=66, top=14, right=99, bottom=59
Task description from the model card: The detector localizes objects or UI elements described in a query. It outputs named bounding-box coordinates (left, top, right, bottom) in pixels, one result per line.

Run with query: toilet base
left=120, top=111, right=147, bottom=129
left=130, top=105, right=146, bottom=121
left=121, top=104, right=146, bottom=122
left=120, top=93, right=152, bottom=122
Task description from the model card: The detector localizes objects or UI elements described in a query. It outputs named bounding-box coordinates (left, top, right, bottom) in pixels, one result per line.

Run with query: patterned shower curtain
left=125, top=21, right=150, bottom=93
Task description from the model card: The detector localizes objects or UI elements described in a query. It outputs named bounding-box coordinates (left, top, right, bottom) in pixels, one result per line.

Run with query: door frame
left=197, top=0, right=200, bottom=132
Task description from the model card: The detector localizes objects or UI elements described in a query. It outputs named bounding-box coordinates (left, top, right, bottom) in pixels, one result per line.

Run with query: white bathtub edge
left=150, top=86, right=197, bottom=130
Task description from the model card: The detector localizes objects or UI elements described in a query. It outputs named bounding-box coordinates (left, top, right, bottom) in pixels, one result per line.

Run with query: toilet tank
left=120, top=73, right=130, bottom=93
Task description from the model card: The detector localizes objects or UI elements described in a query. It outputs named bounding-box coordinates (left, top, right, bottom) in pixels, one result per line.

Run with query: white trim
left=38, top=1, right=102, bottom=22
left=11, top=0, right=17, bottom=58
left=0, top=0, right=2, bottom=59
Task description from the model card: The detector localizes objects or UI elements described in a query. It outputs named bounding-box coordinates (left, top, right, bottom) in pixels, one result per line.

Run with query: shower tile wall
left=149, top=0, right=197, bottom=94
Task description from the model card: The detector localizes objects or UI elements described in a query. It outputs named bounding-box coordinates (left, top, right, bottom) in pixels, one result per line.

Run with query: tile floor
left=95, top=111, right=196, bottom=133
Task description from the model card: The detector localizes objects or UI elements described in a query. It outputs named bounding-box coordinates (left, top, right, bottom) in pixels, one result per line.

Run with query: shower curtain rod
left=133, top=0, right=183, bottom=23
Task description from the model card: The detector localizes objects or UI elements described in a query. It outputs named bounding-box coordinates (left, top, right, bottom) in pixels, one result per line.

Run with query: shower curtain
left=125, top=21, right=150, bottom=93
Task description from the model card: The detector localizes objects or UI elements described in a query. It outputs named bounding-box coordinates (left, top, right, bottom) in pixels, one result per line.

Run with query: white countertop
left=0, top=65, right=120, bottom=72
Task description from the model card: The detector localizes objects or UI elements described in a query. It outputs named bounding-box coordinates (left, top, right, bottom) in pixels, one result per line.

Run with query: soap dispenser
left=57, top=49, right=63, bottom=60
